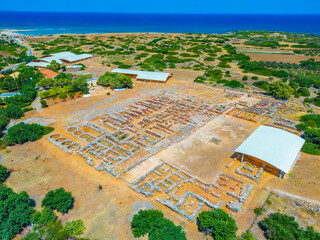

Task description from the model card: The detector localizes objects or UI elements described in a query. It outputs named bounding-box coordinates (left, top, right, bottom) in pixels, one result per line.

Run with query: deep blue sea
left=0, top=12, right=320, bottom=35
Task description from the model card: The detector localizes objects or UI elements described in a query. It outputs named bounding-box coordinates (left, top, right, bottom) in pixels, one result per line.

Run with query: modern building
left=27, top=52, right=92, bottom=68
left=111, top=69, right=172, bottom=83
left=86, top=78, right=98, bottom=87
left=40, top=69, right=59, bottom=79
left=235, top=125, right=305, bottom=178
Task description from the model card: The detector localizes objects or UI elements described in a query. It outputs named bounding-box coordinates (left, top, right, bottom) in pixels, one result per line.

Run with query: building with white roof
left=111, top=69, right=172, bottom=83
left=235, top=125, right=305, bottom=178
left=27, top=52, right=92, bottom=68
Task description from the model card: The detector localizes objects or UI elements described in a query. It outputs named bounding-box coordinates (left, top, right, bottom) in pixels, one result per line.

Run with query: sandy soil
left=244, top=53, right=320, bottom=63
left=156, top=115, right=258, bottom=181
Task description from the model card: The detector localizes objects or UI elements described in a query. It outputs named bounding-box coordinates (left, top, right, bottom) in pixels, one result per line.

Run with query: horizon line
left=1, top=10, right=320, bottom=15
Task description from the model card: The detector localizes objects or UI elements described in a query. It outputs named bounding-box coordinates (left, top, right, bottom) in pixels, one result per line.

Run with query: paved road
left=10, top=37, right=33, bottom=56
left=0, top=63, right=21, bottom=73
left=0, top=38, right=34, bottom=73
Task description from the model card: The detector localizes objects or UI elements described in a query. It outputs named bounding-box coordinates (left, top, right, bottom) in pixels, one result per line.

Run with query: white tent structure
left=111, top=69, right=172, bottom=83
left=27, top=52, right=92, bottom=68
left=235, top=125, right=305, bottom=178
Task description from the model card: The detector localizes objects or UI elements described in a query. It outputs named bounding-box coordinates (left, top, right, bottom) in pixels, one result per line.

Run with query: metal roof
left=27, top=52, right=92, bottom=68
left=0, top=92, right=21, bottom=98
left=235, top=125, right=305, bottom=174
left=111, top=69, right=171, bottom=82
left=48, top=52, right=92, bottom=63
left=26, top=62, right=50, bottom=68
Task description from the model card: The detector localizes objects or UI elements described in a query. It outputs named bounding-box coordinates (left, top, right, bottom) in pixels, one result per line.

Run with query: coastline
left=1, top=12, right=320, bottom=36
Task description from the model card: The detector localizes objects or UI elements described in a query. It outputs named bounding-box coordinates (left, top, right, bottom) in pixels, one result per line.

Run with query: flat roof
left=111, top=69, right=171, bottom=82
left=235, top=125, right=305, bottom=174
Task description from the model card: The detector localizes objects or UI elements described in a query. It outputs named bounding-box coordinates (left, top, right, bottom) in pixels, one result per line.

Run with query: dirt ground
left=156, top=115, right=258, bottom=181
left=1, top=68, right=320, bottom=239
left=243, top=52, right=320, bottom=63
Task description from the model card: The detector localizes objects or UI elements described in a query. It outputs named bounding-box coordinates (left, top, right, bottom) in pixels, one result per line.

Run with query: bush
left=40, top=99, right=48, bottom=107
left=22, top=106, right=33, bottom=112
left=197, top=209, right=238, bottom=240
left=4, top=122, right=54, bottom=146
left=224, top=80, right=244, bottom=89
left=0, top=164, right=8, bottom=183
left=254, top=207, right=264, bottom=216
left=131, top=209, right=186, bottom=240
left=242, top=75, right=248, bottom=81
left=32, top=207, right=57, bottom=225
left=42, top=188, right=74, bottom=214
left=251, top=76, right=259, bottom=80
left=297, top=87, right=311, bottom=97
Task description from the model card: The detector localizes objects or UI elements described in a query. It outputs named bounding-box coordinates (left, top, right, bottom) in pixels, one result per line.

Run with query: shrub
left=251, top=76, right=259, bottom=80
left=242, top=75, right=248, bottom=81
left=40, top=99, right=48, bottom=107
left=224, top=80, right=244, bottom=89
left=254, top=207, right=264, bottom=216
left=63, top=219, right=85, bottom=238
left=22, top=106, right=33, bottom=112
left=41, top=188, right=73, bottom=214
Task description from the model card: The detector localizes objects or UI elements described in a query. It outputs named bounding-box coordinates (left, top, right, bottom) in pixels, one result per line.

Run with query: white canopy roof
left=235, top=125, right=305, bottom=173
left=111, top=69, right=171, bottom=82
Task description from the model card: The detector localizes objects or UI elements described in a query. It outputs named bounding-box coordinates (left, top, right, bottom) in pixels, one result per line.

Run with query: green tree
left=0, top=186, right=34, bottom=240
left=47, top=60, right=60, bottom=72
left=5, top=104, right=24, bottom=119
left=267, top=81, right=294, bottom=100
left=32, top=207, right=57, bottom=225
left=197, top=209, right=238, bottom=240
left=242, top=75, right=248, bottom=81
left=131, top=209, right=186, bottom=240
left=42, top=188, right=73, bottom=214
left=0, top=164, right=8, bottom=183
left=59, top=92, right=67, bottom=101
left=63, top=219, right=85, bottom=237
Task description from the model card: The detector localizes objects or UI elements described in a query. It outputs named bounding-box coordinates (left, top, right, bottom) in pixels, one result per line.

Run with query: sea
left=0, top=11, right=320, bottom=35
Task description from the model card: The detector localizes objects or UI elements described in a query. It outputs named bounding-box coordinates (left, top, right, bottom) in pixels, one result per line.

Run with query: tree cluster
left=259, top=213, right=320, bottom=240
left=0, top=185, right=34, bottom=240
left=98, top=72, right=132, bottom=89
left=3, top=122, right=54, bottom=146
left=41, top=188, right=74, bottom=214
